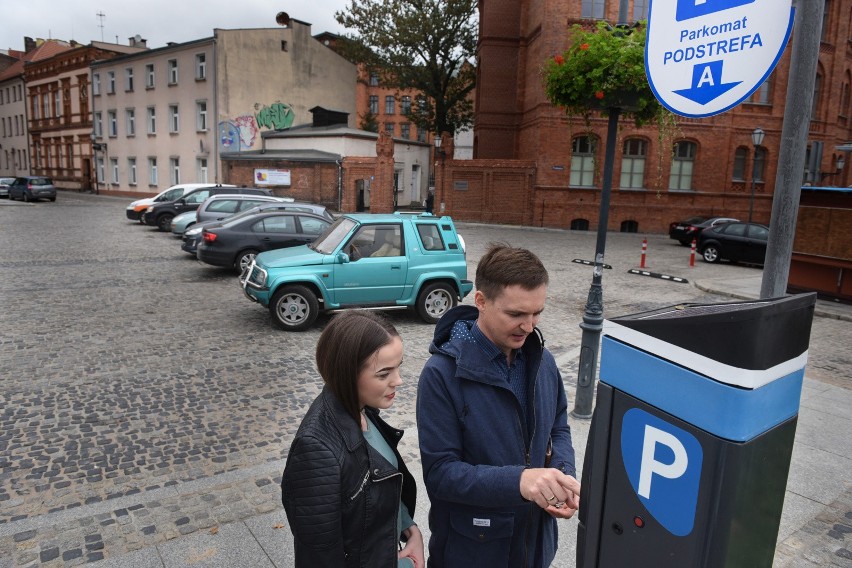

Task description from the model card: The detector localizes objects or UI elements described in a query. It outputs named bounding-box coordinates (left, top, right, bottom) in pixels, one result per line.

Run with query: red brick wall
left=221, top=158, right=341, bottom=211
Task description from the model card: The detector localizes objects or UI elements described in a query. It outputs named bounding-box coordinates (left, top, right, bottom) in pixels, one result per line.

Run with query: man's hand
left=520, top=468, right=580, bottom=516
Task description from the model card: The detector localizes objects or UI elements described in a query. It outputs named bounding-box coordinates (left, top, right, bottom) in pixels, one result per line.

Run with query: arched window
left=753, top=147, right=767, bottom=182
left=669, top=141, right=696, bottom=190
left=733, top=147, right=748, bottom=181
left=812, top=70, right=823, bottom=120
left=570, top=218, right=590, bottom=231
left=620, top=220, right=639, bottom=233
left=570, top=136, right=596, bottom=187
left=620, top=138, right=646, bottom=189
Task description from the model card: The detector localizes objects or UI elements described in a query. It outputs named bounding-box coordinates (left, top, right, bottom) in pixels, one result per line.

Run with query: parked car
left=170, top=210, right=200, bottom=237
left=669, top=216, right=739, bottom=246
left=0, top=177, right=15, bottom=198
left=142, top=186, right=272, bottom=231
left=197, top=210, right=332, bottom=273
left=181, top=200, right=336, bottom=254
left=8, top=176, right=56, bottom=202
left=698, top=222, right=769, bottom=265
left=125, top=183, right=235, bottom=222
left=240, top=213, right=473, bottom=331
left=170, top=194, right=291, bottom=237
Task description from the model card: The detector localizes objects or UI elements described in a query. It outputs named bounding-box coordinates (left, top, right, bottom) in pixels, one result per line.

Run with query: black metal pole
left=572, top=107, right=620, bottom=419
left=748, top=150, right=757, bottom=226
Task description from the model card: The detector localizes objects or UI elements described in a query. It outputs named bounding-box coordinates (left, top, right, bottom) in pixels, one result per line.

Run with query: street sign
left=645, top=0, right=794, bottom=118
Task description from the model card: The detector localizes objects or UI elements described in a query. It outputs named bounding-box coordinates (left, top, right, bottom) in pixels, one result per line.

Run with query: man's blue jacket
left=417, top=305, right=577, bottom=568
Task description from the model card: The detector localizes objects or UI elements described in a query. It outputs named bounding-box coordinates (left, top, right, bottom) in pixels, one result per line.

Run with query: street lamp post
left=434, top=135, right=446, bottom=213
left=747, top=127, right=765, bottom=226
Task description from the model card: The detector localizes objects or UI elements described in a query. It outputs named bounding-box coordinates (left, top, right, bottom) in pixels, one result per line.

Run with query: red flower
left=595, top=91, right=605, bottom=100
left=580, top=43, right=590, bottom=50
left=554, top=55, right=564, bottom=65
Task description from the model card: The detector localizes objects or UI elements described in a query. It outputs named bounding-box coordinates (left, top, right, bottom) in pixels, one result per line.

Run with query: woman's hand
left=399, top=524, right=425, bottom=567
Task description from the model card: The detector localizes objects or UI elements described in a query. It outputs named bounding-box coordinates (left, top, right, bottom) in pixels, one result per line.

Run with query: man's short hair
left=315, top=310, right=399, bottom=423
left=475, top=243, right=549, bottom=300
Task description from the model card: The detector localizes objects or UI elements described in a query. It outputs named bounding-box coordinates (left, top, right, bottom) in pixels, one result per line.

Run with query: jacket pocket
left=444, top=511, right=514, bottom=568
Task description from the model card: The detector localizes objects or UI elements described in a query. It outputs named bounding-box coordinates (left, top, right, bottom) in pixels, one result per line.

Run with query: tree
left=335, top=0, right=477, bottom=135
left=359, top=110, right=379, bottom=132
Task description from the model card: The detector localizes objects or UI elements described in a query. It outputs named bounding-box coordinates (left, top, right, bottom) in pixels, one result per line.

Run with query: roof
left=0, top=40, right=74, bottom=82
left=262, top=122, right=377, bottom=140
left=220, top=149, right=343, bottom=162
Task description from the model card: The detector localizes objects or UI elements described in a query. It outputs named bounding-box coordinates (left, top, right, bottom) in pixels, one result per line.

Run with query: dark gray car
left=9, top=176, right=56, bottom=202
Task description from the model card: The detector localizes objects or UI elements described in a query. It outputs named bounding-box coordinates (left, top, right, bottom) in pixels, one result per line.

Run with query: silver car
left=0, top=177, right=15, bottom=198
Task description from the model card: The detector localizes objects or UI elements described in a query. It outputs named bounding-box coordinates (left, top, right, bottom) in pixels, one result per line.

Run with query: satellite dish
left=134, top=34, right=142, bottom=42
left=276, top=12, right=290, bottom=27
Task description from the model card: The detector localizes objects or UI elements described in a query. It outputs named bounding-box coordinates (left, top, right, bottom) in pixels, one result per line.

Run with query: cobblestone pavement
left=0, top=192, right=849, bottom=566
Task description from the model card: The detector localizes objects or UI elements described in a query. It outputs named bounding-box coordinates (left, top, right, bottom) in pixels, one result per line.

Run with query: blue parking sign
left=677, top=0, right=756, bottom=22
left=621, top=408, right=704, bottom=536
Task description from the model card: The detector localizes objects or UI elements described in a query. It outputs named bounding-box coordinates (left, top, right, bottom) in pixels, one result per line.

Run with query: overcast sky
left=1, top=0, right=350, bottom=52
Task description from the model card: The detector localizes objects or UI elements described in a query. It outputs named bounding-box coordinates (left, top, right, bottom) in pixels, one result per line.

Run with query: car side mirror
left=175, top=198, right=186, bottom=206
left=337, top=252, right=350, bottom=264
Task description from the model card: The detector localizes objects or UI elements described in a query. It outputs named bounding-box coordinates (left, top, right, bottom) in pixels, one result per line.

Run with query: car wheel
left=270, top=285, right=319, bottom=331
left=416, top=282, right=457, bottom=324
left=234, top=249, right=259, bottom=274
left=49, top=197, right=56, bottom=202
left=702, top=244, right=720, bottom=263
left=156, top=213, right=175, bottom=232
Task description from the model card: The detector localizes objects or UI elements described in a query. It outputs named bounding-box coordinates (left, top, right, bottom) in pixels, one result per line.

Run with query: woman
left=282, top=310, right=424, bottom=568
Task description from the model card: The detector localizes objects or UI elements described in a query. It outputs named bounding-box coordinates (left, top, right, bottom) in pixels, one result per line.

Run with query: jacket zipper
left=522, top=336, right=545, bottom=568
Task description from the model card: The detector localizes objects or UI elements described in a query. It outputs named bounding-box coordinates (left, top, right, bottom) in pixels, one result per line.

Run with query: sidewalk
left=79, top=275, right=850, bottom=568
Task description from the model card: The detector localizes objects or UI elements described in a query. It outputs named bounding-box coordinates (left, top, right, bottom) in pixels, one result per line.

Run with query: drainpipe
left=337, top=158, right=343, bottom=212
left=212, top=36, right=219, bottom=183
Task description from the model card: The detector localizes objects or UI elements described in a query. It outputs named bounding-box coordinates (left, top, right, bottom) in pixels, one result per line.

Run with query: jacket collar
left=320, top=386, right=365, bottom=452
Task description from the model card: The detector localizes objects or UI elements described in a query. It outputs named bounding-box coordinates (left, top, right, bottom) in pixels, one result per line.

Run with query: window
left=96, top=156, right=105, bottom=183
left=128, top=157, right=137, bottom=184
left=107, top=110, right=117, bottom=137
left=300, top=216, right=329, bottom=236
left=620, top=139, right=646, bottom=189
left=748, top=78, right=772, bottom=104
left=107, top=71, right=115, bottom=94
left=669, top=141, right=697, bottom=190
left=110, top=157, right=119, bottom=183
left=401, top=96, right=411, bottom=115
left=384, top=123, right=395, bottom=136
left=125, top=68, right=134, bottom=91
left=633, top=0, right=649, bottom=20
left=369, top=95, right=379, bottom=114
left=31, top=94, right=39, bottom=119
left=416, top=126, right=426, bottom=143
left=733, top=147, right=748, bottom=181
left=369, top=72, right=379, bottom=86
left=582, top=0, right=605, bottom=19
left=168, top=59, right=178, bottom=84
left=148, top=157, right=158, bottom=185
left=400, top=123, right=411, bottom=140
left=126, top=108, right=136, bottom=136
left=147, top=106, right=156, bottom=134
left=570, top=136, right=596, bottom=186
left=570, top=218, right=590, bottom=231
left=94, top=112, right=103, bottom=137
left=145, top=64, right=155, bottom=88
left=207, top=199, right=241, bottom=214
left=169, top=104, right=179, bottom=133
left=753, top=147, right=766, bottom=182
left=253, top=215, right=297, bottom=234
left=197, top=158, right=208, bottom=183
left=417, top=224, right=444, bottom=251
left=385, top=95, right=395, bottom=114
left=620, top=220, right=639, bottom=233
left=812, top=72, right=822, bottom=119
left=195, top=53, right=206, bottom=80
left=170, top=157, right=180, bottom=184
left=54, top=90, right=61, bottom=118
left=196, top=101, right=208, bottom=131
left=93, top=73, right=101, bottom=95
left=65, top=143, right=73, bottom=169
left=42, top=93, right=50, bottom=118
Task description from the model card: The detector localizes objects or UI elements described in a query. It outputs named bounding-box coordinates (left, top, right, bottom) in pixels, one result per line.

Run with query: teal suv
left=240, top=213, right=473, bottom=331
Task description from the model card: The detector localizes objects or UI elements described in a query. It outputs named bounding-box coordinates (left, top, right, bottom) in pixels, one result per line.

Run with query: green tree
left=359, top=110, right=379, bottom=132
left=335, top=0, right=477, bottom=135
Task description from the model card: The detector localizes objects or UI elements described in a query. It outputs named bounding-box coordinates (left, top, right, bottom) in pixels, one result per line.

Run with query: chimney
left=128, top=35, right=147, bottom=48
left=24, top=37, right=36, bottom=53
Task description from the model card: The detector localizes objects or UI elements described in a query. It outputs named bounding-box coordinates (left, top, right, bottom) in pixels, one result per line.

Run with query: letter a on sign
left=621, top=408, right=703, bottom=536
left=646, top=0, right=794, bottom=117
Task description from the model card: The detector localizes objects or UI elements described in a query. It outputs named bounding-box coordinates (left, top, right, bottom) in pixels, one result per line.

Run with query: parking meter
left=576, top=294, right=816, bottom=568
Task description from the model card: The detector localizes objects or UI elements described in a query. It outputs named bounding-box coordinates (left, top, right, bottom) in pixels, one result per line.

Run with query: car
left=0, top=177, right=15, bottom=198
left=142, top=186, right=272, bottom=231
left=698, top=222, right=769, bottom=265
left=181, top=200, right=337, bottom=254
left=197, top=210, right=333, bottom=273
left=669, top=216, right=739, bottom=246
left=125, top=183, right=236, bottom=222
left=170, top=194, right=291, bottom=237
left=169, top=210, right=200, bottom=237
left=240, top=212, right=473, bottom=331
left=8, top=176, right=56, bottom=202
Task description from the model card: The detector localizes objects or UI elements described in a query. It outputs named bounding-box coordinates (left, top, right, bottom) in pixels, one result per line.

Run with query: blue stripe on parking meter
left=622, top=408, right=704, bottom=536
left=676, top=0, right=756, bottom=22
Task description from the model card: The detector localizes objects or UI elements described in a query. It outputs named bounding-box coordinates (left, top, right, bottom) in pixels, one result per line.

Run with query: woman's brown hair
left=315, top=310, right=400, bottom=423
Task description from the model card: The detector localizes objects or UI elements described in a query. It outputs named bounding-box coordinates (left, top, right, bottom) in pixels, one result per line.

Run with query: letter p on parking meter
left=576, top=294, right=816, bottom=567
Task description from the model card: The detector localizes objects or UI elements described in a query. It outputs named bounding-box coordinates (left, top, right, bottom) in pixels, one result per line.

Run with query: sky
left=1, top=0, right=350, bottom=52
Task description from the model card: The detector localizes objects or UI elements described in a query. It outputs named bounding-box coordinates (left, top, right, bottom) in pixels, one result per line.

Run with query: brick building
left=472, top=0, right=852, bottom=233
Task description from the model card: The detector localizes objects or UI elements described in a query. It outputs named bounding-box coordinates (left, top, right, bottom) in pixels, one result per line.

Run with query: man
left=417, top=243, right=580, bottom=567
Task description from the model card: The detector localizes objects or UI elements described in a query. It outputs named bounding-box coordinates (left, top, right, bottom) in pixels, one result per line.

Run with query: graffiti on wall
left=218, top=102, right=296, bottom=154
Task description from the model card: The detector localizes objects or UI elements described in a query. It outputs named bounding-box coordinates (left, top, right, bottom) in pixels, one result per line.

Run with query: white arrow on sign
left=645, top=0, right=794, bottom=118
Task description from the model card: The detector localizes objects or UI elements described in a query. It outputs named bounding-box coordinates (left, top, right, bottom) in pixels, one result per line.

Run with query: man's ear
left=474, top=290, right=487, bottom=311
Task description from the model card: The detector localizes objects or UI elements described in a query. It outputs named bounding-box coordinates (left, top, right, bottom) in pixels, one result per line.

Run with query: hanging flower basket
left=543, top=22, right=664, bottom=125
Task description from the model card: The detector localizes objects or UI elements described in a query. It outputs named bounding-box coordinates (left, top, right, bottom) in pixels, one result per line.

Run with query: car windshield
left=310, top=217, right=357, bottom=254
